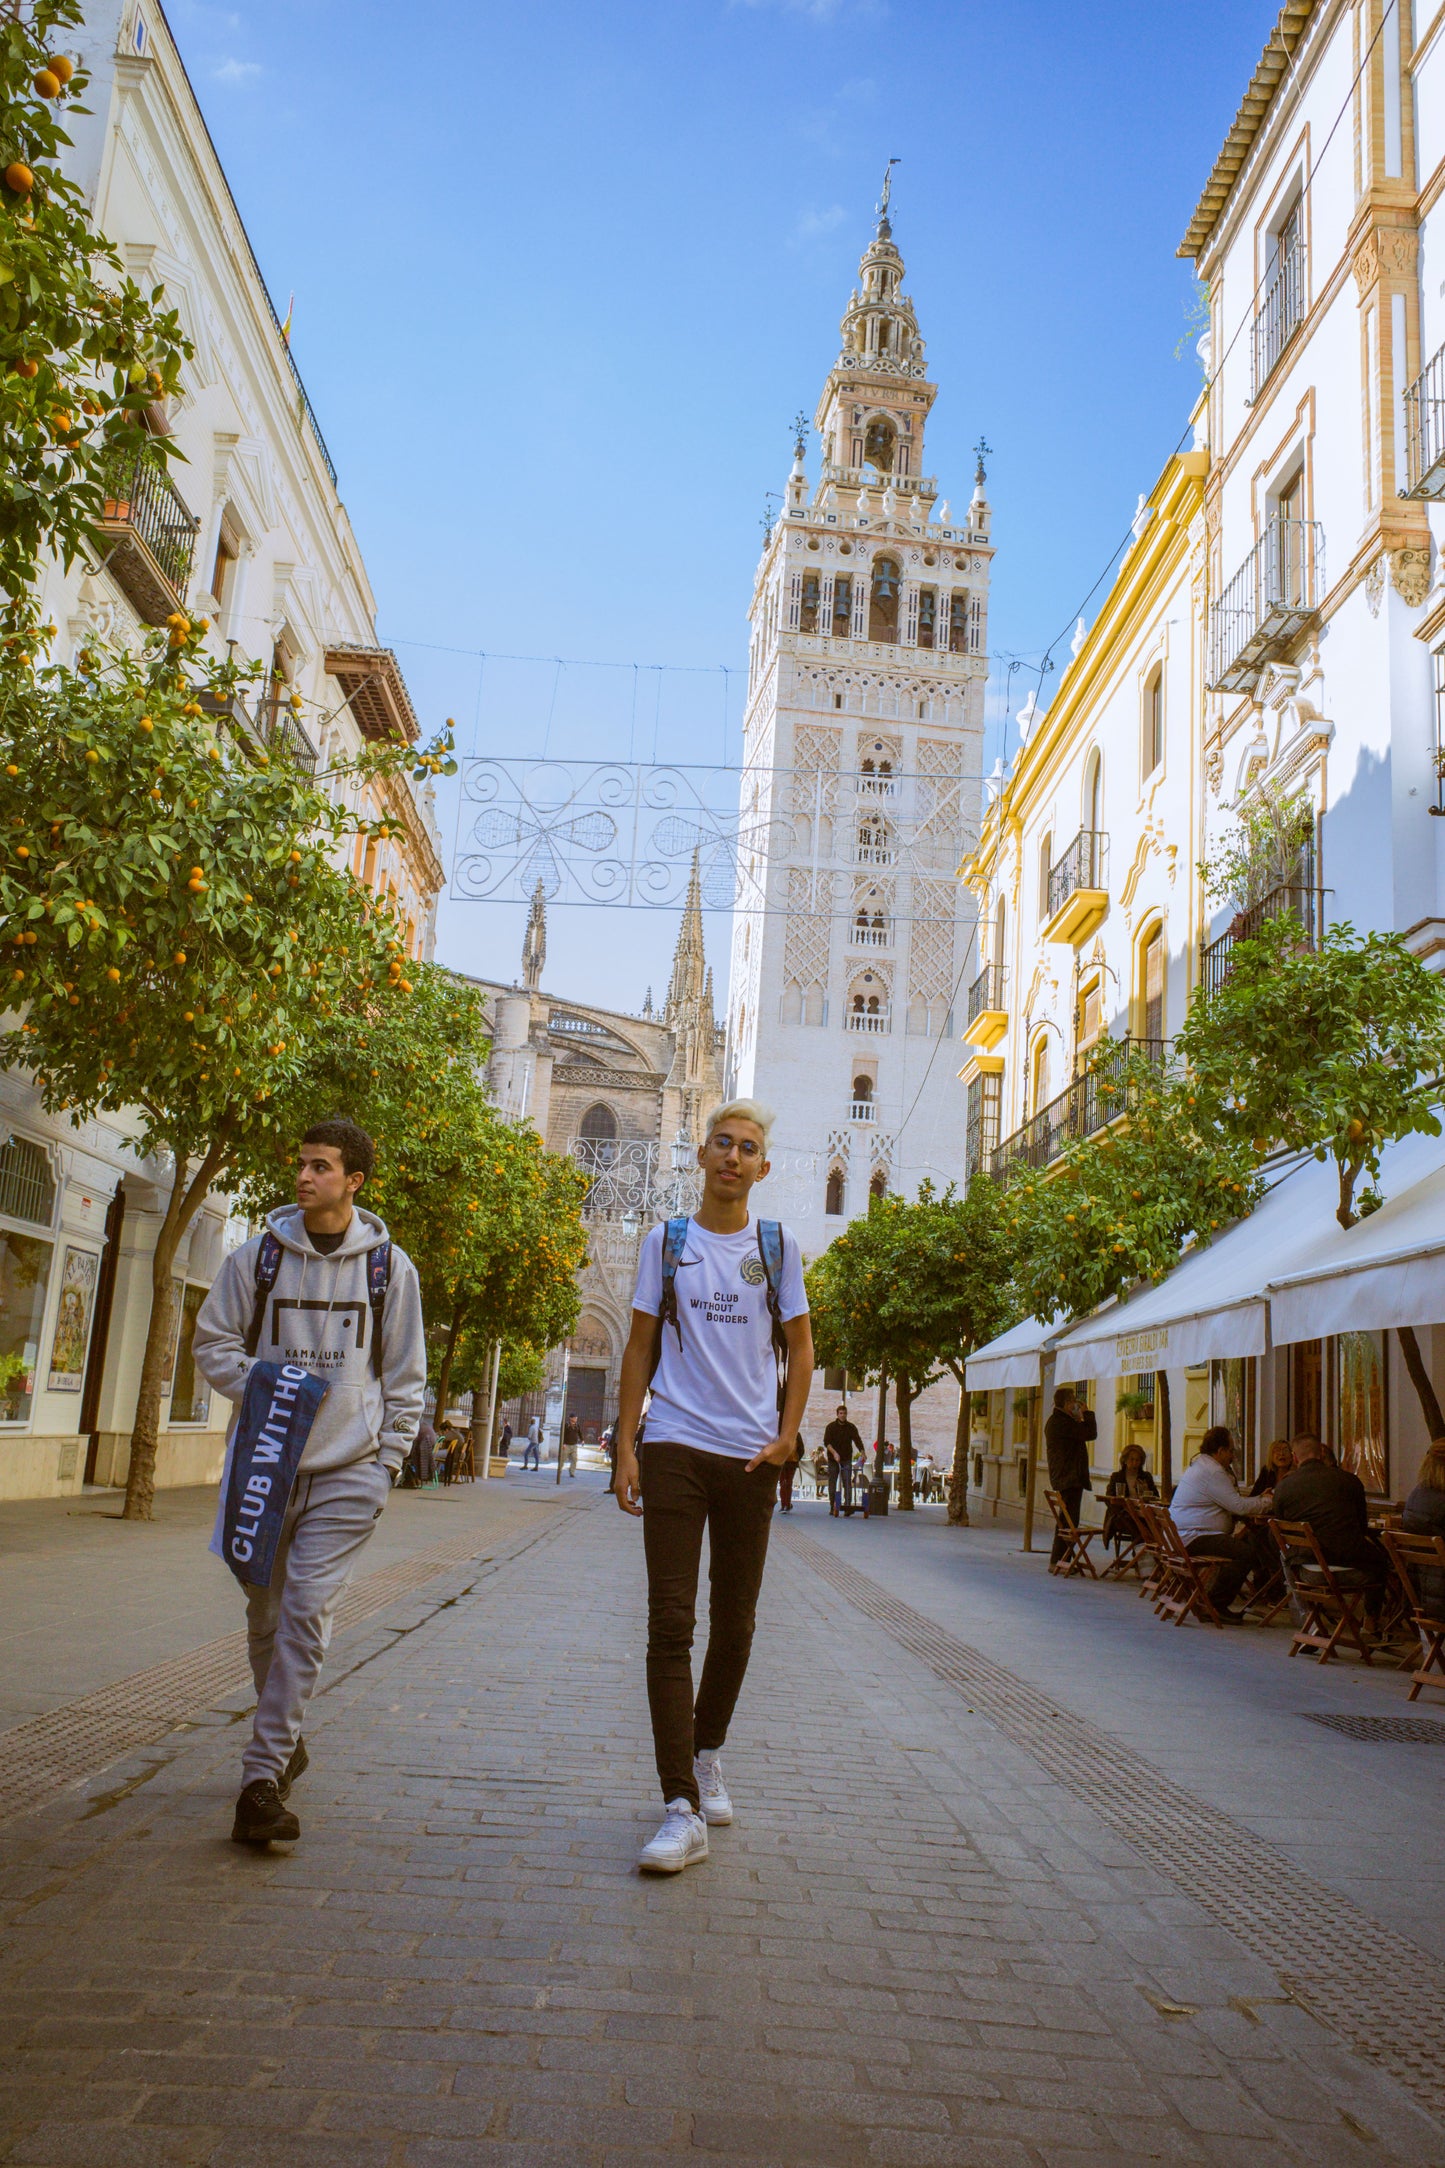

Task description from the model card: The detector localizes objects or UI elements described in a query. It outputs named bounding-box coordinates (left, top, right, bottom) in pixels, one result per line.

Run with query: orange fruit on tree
left=4, top=163, right=33, bottom=195
left=32, top=68, right=61, bottom=97
left=48, top=55, right=74, bottom=83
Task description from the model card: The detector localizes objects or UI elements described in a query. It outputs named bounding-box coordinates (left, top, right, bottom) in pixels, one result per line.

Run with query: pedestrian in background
left=824, top=1402, right=865, bottom=1517
left=561, top=1412, right=580, bottom=1479
left=1044, top=1386, right=1096, bottom=1568
left=522, top=1415, right=541, bottom=1470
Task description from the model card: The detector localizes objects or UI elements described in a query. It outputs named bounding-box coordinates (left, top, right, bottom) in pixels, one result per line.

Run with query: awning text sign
left=1115, top=1325, right=1170, bottom=1363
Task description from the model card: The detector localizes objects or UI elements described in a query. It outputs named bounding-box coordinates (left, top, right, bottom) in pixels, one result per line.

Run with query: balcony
left=848, top=1098, right=877, bottom=1122
left=1042, top=830, right=1108, bottom=945
left=857, top=774, right=899, bottom=798
left=1404, top=341, right=1445, bottom=499
left=1250, top=241, right=1306, bottom=400
left=1207, top=517, right=1323, bottom=694
left=849, top=921, right=892, bottom=949
left=1201, top=881, right=1318, bottom=996
left=847, top=1006, right=892, bottom=1034
left=95, top=447, right=200, bottom=624
left=854, top=841, right=897, bottom=867
left=990, top=1037, right=1166, bottom=1182
left=252, top=689, right=320, bottom=774
left=964, top=963, right=1008, bottom=1050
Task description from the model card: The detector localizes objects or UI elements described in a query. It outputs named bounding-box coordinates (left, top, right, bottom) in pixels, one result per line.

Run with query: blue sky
left=168, top=0, right=1273, bottom=1012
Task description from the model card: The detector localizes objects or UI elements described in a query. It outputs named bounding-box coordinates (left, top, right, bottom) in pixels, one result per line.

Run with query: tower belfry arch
left=727, top=191, right=991, bottom=1238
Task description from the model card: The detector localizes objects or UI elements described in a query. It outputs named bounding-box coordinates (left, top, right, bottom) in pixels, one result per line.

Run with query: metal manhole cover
left=1305, top=1714, right=1445, bottom=1743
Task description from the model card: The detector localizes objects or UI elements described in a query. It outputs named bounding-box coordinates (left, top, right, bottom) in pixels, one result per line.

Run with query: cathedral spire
left=521, top=877, right=547, bottom=991
left=665, top=852, right=707, bottom=1024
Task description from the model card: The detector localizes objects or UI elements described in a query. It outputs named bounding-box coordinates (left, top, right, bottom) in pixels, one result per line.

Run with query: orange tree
left=0, top=619, right=450, bottom=1517
left=805, top=1176, right=1017, bottom=1515
left=1005, top=1049, right=1262, bottom=1488
left=0, top=0, right=191, bottom=625
left=1176, top=913, right=1445, bottom=1433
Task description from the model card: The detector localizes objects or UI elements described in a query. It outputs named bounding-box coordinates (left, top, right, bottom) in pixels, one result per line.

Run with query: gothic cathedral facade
left=727, top=205, right=990, bottom=1243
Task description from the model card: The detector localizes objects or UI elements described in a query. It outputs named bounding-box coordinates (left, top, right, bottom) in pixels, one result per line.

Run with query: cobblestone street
left=2, top=1474, right=1444, bottom=2167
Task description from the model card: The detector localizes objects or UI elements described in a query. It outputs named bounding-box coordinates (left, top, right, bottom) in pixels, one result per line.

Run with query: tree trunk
left=432, top=1298, right=465, bottom=1429
left=946, top=1365, right=970, bottom=1526
left=874, top=1366, right=888, bottom=1483
left=896, top=1374, right=915, bottom=1509
left=1397, top=1323, right=1445, bottom=1441
left=1158, top=1367, right=1174, bottom=1499
left=1336, top=1154, right=1361, bottom=1231
left=123, top=1134, right=230, bottom=1521
left=473, top=1338, right=501, bottom=1483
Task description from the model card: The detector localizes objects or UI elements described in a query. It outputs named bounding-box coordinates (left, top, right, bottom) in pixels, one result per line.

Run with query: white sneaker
left=694, top=1751, right=733, bottom=1826
left=638, top=1798, right=709, bottom=1875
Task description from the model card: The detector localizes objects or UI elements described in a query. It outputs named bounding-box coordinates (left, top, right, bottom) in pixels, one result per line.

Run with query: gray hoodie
left=193, top=1203, right=426, bottom=1478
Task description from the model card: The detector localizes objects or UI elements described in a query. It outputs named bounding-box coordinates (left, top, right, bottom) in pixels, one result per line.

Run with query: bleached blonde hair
left=705, top=1097, right=776, bottom=1148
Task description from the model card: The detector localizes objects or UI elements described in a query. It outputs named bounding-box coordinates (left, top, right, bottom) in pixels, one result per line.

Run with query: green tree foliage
left=1177, top=914, right=1445, bottom=1434
left=0, top=621, right=440, bottom=1517
left=0, top=1, right=192, bottom=623
left=1176, top=916, right=1445, bottom=1229
left=806, top=1178, right=1018, bottom=1515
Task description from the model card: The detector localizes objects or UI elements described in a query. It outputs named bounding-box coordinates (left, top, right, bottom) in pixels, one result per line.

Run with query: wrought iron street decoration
left=570, top=1136, right=825, bottom=1224
left=453, top=757, right=977, bottom=918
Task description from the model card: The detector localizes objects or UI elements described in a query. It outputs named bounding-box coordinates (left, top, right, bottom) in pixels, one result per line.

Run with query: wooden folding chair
left=1044, top=1489, right=1099, bottom=1579
left=1379, top=1529, right=1445, bottom=1702
left=1100, top=1495, right=1154, bottom=1584
left=1269, top=1518, right=1376, bottom=1665
left=1141, top=1505, right=1224, bottom=1628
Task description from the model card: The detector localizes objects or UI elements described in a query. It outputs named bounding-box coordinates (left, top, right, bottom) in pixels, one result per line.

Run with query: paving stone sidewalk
left=0, top=1481, right=1442, bottom=2167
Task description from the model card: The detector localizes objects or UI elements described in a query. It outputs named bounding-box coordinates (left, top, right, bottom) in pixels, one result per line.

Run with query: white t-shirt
left=632, top=1215, right=808, bottom=1459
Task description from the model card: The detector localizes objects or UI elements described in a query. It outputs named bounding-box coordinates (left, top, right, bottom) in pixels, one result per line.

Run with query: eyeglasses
left=708, top=1132, right=763, bottom=1158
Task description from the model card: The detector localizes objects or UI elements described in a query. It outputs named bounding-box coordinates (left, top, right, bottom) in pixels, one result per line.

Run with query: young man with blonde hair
left=614, top=1098, right=813, bottom=1873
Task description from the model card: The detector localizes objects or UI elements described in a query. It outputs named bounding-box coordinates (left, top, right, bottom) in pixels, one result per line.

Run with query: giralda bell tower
left=725, top=186, right=991, bottom=1248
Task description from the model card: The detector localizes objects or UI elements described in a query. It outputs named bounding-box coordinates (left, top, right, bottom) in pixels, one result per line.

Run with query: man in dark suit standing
left=1044, top=1385, right=1097, bottom=1567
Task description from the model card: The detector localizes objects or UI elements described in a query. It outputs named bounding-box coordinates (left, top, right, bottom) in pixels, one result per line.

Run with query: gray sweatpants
left=242, top=1457, right=391, bottom=1784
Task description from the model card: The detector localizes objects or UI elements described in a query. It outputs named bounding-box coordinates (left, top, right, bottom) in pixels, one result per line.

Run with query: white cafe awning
left=1268, top=1140, right=1445, bottom=1343
left=965, top=1313, right=1062, bottom=1392
left=1053, top=1128, right=1445, bottom=1380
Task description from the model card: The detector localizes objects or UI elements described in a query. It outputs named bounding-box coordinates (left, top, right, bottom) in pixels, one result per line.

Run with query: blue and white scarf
left=220, top=1362, right=329, bottom=1587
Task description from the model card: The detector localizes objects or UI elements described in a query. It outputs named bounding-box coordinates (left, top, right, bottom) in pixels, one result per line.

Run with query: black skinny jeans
left=640, top=1440, right=779, bottom=1810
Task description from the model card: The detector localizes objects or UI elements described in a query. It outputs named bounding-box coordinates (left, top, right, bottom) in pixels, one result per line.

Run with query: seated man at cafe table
left=1271, top=1436, right=1388, bottom=1597
left=1170, top=1426, right=1273, bottom=1618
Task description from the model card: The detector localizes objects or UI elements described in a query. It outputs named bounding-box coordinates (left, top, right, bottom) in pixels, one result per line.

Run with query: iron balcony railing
left=1046, top=829, right=1106, bottom=923
left=989, top=1036, right=1167, bottom=1182
left=1206, top=517, right=1323, bottom=693
left=1251, top=240, right=1306, bottom=398
left=1404, top=340, right=1445, bottom=499
left=97, top=445, right=200, bottom=617
left=252, top=689, right=320, bottom=774
left=965, top=1101, right=1000, bottom=1182
left=1201, top=881, right=1319, bottom=996
left=966, top=963, right=1007, bottom=1029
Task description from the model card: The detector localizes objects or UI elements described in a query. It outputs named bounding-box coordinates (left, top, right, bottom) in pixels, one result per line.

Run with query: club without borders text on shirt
left=631, top=1216, right=807, bottom=1459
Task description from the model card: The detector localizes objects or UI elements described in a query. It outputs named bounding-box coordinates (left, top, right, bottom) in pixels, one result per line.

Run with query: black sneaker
left=277, top=1736, right=308, bottom=1801
left=231, top=1778, right=300, bottom=1846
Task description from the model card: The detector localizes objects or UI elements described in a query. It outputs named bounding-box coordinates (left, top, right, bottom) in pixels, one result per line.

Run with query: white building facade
left=963, top=0, right=1445, bottom=1515
left=727, top=206, right=990, bottom=1246
left=0, top=0, right=442, bottom=1500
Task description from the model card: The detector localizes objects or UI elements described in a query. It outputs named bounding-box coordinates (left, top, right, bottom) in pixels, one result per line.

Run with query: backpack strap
left=648, top=1216, right=691, bottom=1385
left=366, top=1242, right=392, bottom=1381
left=756, top=1219, right=790, bottom=1415
left=244, top=1231, right=284, bottom=1358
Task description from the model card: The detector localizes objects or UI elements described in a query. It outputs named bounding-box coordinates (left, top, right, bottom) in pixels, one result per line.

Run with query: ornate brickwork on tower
left=726, top=196, right=990, bottom=1247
